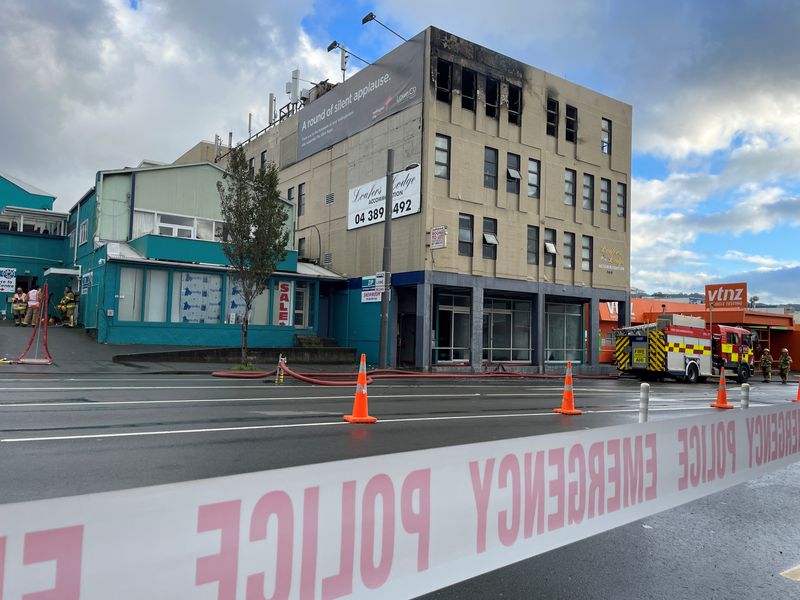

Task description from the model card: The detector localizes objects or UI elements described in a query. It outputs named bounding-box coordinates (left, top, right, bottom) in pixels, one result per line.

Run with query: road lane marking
left=0, top=405, right=719, bottom=443
left=780, top=564, right=800, bottom=581
left=0, top=393, right=481, bottom=408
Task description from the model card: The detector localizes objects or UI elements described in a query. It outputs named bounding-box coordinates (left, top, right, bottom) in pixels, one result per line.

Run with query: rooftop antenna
left=228, top=131, right=233, bottom=151
left=361, top=12, right=407, bottom=41
left=268, top=93, right=276, bottom=125
left=285, top=69, right=300, bottom=103
left=214, top=134, right=221, bottom=160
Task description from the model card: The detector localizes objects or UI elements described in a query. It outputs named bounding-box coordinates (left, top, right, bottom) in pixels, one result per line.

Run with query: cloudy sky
left=2, top=0, right=799, bottom=302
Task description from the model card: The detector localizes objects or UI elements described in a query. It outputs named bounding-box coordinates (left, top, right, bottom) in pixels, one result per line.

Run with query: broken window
left=565, top=104, right=578, bottom=143
left=461, top=68, right=476, bottom=112
left=436, top=58, right=452, bottom=104
left=508, top=84, right=521, bottom=125
left=546, top=96, right=559, bottom=137
left=485, top=77, right=499, bottom=119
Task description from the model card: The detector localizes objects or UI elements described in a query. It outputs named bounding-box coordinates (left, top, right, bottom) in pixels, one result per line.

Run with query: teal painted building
left=63, top=162, right=344, bottom=346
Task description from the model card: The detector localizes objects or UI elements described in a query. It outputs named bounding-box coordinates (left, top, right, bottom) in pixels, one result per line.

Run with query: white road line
left=0, top=392, right=481, bottom=408
left=0, top=405, right=721, bottom=443
left=780, top=563, right=800, bottom=581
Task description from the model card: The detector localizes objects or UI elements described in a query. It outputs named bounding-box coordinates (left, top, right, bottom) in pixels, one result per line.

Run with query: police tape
left=3, top=403, right=800, bottom=599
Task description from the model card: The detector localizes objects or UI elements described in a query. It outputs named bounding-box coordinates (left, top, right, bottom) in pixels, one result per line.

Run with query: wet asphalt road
left=0, top=372, right=798, bottom=598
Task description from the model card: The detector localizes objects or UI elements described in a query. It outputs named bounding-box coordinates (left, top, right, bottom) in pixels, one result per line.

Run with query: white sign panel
left=0, top=267, right=16, bottom=293
left=272, top=280, right=294, bottom=326
left=361, top=289, right=383, bottom=303
left=81, top=272, right=93, bottom=295
left=347, top=165, right=421, bottom=230
left=0, top=404, right=798, bottom=598
left=430, top=225, right=447, bottom=250
left=375, top=271, right=386, bottom=293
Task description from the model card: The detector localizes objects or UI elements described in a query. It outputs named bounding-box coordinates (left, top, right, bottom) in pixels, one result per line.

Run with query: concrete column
left=416, top=281, right=432, bottom=370
left=470, top=284, right=484, bottom=372
left=588, top=296, right=600, bottom=366
left=535, top=291, right=546, bottom=371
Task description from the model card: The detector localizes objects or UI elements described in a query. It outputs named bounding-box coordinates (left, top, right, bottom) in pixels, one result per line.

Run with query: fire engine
left=614, top=314, right=756, bottom=383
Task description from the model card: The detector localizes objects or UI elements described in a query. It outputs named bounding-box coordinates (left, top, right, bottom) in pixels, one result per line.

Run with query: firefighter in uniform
left=22, top=285, right=40, bottom=327
left=779, top=348, right=793, bottom=385
left=760, top=348, right=773, bottom=382
left=59, top=286, right=77, bottom=328
left=11, top=287, right=27, bottom=326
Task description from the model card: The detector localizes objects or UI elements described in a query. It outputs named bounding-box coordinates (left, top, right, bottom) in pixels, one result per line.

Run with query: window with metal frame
left=544, top=228, right=557, bottom=266
left=482, top=217, right=498, bottom=260
left=601, top=118, right=612, bottom=154
left=508, top=84, right=522, bottom=125
left=583, top=173, right=594, bottom=210
left=248, top=158, right=255, bottom=180
left=507, top=153, right=521, bottom=194
left=527, top=225, right=539, bottom=265
left=79, top=220, right=89, bottom=245
left=298, top=183, right=306, bottom=217
left=260, top=150, right=267, bottom=169
left=461, top=68, right=476, bottom=112
left=298, top=237, right=306, bottom=257
left=617, top=182, right=627, bottom=217
left=600, top=178, right=611, bottom=213
left=436, top=58, right=452, bottom=104
left=435, top=134, right=451, bottom=179
left=563, top=232, right=575, bottom=270
left=546, top=96, right=559, bottom=137
left=564, top=169, right=577, bottom=206
left=565, top=105, right=578, bottom=143
left=485, top=77, right=499, bottom=119
left=484, top=147, right=498, bottom=189
left=582, top=235, right=593, bottom=272
left=458, top=213, right=474, bottom=257
left=527, top=159, right=540, bottom=198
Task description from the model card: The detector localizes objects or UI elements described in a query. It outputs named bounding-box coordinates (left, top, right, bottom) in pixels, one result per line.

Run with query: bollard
left=639, top=383, right=650, bottom=423
left=741, top=383, right=750, bottom=409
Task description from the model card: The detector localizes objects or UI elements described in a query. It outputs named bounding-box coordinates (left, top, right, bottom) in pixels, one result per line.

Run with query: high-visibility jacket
left=27, top=289, right=40, bottom=307
left=12, top=293, right=27, bottom=310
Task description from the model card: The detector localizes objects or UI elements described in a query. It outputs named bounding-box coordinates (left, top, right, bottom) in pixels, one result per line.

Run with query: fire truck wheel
left=737, top=363, right=750, bottom=384
left=685, top=363, right=700, bottom=384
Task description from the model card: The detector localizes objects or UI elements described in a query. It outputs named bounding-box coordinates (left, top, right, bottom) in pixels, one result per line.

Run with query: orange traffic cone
left=554, top=361, right=582, bottom=415
left=710, top=367, right=733, bottom=409
left=794, top=379, right=800, bottom=403
left=344, top=354, right=377, bottom=423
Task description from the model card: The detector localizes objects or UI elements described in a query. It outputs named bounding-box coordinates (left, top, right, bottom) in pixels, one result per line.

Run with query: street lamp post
left=378, top=149, right=394, bottom=369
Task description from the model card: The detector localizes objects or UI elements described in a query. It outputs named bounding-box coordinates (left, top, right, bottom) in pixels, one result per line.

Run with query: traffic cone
left=554, top=361, right=582, bottom=415
left=794, top=379, right=800, bottom=403
left=710, top=367, right=733, bottom=409
left=344, top=354, right=377, bottom=423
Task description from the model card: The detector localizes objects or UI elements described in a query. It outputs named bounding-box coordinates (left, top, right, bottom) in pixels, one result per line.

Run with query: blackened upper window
left=484, top=147, right=498, bottom=189
left=507, top=153, right=521, bottom=194
left=546, top=96, right=559, bottom=137
left=436, top=58, right=452, bottom=104
left=601, top=118, right=612, bottom=154
left=461, top=68, right=476, bottom=112
left=485, top=78, right=499, bottom=119
left=435, top=134, right=451, bottom=179
left=565, top=104, right=578, bottom=143
left=508, top=84, right=522, bottom=125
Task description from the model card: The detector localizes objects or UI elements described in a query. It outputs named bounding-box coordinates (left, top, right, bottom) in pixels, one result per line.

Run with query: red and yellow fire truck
left=615, top=314, right=756, bottom=383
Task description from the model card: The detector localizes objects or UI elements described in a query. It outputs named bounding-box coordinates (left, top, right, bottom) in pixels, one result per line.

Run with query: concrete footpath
left=0, top=321, right=351, bottom=376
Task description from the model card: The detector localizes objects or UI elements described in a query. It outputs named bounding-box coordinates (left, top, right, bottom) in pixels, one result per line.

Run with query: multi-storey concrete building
left=235, top=26, right=631, bottom=370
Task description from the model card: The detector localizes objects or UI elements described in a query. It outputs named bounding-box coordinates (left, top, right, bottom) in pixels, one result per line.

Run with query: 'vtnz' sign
left=705, top=282, right=747, bottom=309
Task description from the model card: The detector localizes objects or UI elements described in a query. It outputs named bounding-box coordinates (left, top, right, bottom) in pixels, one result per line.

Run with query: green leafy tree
left=218, top=146, right=289, bottom=365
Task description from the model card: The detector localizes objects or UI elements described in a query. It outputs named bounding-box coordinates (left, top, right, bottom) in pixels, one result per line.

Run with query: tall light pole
left=378, top=149, right=394, bottom=369
left=361, top=12, right=408, bottom=42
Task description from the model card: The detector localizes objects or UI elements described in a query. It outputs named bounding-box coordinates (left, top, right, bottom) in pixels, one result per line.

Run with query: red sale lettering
left=196, top=500, right=242, bottom=600
left=247, top=491, right=294, bottom=600
left=23, top=525, right=84, bottom=600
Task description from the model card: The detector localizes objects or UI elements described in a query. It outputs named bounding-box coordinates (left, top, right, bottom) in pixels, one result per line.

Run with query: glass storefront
left=434, top=293, right=471, bottom=363
left=482, top=298, right=532, bottom=362
left=545, top=302, right=584, bottom=362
